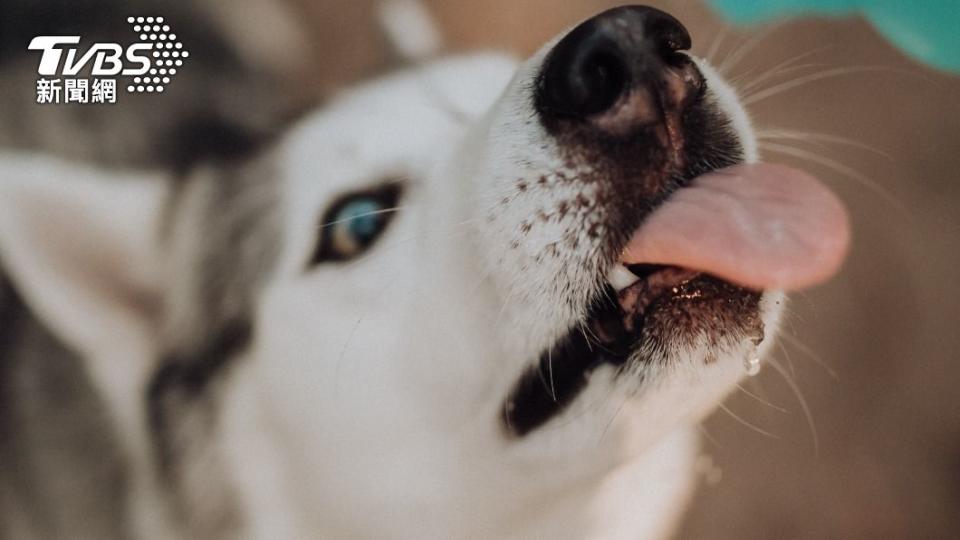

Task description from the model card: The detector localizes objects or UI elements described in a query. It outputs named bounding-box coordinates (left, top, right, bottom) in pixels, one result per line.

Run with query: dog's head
left=0, top=6, right=814, bottom=539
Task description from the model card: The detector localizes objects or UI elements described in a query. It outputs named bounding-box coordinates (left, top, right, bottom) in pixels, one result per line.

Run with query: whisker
left=704, top=25, right=730, bottom=64
left=742, top=66, right=908, bottom=105
left=577, top=320, right=597, bottom=353
left=546, top=368, right=624, bottom=432
left=697, top=424, right=723, bottom=450
left=334, top=316, right=365, bottom=394
left=777, top=340, right=797, bottom=377
left=353, top=216, right=476, bottom=264
left=334, top=274, right=403, bottom=393
left=319, top=205, right=409, bottom=229
left=736, top=382, right=788, bottom=413
left=718, top=404, right=780, bottom=439
left=492, top=276, right=520, bottom=334
left=598, top=391, right=632, bottom=443
left=756, top=128, right=893, bottom=160
left=548, top=348, right=557, bottom=401
left=784, top=288, right=817, bottom=316
left=733, top=45, right=834, bottom=92
left=779, top=332, right=840, bottom=381
left=503, top=400, right=514, bottom=433
left=718, top=21, right=787, bottom=75
left=759, top=141, right=907, bottom=215
left=537, top=347, right=559, bottom=402
left=735, top=62, right=826, bottom=94
left=767, top=357, right=820, bottom=454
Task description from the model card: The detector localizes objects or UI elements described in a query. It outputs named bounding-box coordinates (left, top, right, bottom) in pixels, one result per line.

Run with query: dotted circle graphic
left=126, top=16, right=188, bottom=94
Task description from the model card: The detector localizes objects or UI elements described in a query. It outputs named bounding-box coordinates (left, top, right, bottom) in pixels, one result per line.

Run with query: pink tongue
left=621, top=163, right=850, bottom=291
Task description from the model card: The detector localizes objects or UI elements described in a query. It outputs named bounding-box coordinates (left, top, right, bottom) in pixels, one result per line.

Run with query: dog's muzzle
left=502, top=6, right=763, bottom=437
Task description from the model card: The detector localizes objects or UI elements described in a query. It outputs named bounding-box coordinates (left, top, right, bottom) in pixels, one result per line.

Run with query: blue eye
left=338, top=199, right=384, bottom=245
left=310, top=184, right=402, bottom=265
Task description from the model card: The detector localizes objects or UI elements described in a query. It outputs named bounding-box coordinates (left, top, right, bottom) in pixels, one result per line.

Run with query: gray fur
left=148, top=150, right=284, bottom=536
left=0, top=279, right=130, bottom=540
left=0, top=142, right=285, bottom=539
left=0, top=0, right=323, bottom=536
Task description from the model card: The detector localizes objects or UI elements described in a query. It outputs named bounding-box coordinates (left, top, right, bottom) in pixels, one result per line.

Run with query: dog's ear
left=377, top=0, right=442, bottom=64
left=0, top=152, right=168, bottom=357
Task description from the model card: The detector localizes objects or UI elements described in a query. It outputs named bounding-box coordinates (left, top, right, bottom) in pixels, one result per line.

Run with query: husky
left=0, top=5, right=848, bottom=539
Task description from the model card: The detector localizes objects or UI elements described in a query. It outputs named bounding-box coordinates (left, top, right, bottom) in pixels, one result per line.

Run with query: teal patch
left=709, top=0, right=960, bottom=72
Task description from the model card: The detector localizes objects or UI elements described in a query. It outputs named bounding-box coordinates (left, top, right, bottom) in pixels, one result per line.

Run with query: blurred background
left=1, top=1, right=958, bottom=538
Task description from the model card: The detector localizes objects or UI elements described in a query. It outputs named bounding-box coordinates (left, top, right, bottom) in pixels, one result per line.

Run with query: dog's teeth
left=607, top=265, right=640, bottom=292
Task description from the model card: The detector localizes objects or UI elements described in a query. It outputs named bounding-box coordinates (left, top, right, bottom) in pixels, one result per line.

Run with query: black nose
left=536, top=5, right=701, bottom=124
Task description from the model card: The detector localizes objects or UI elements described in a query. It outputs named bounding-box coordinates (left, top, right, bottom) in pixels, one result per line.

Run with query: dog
left=0, top=5, right=849, bottom=539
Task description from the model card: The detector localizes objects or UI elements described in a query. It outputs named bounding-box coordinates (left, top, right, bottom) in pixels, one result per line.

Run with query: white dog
left=0, top=5, right=848, bottom=539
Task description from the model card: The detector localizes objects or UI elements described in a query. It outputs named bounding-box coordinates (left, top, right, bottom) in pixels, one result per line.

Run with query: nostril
left=535, top=6, right=696, bottom=125
left=542, top=51, right=627, bottom=118
left=537, top=32, right=629, bottom=118
left=577, top=50, right=629, bottom=116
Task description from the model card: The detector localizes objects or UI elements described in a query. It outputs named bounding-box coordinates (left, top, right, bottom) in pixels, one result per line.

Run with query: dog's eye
left=310, top=184, right=402, bottom=265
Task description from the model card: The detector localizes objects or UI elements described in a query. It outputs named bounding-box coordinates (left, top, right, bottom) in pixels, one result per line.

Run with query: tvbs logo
left=28, top=16, right=188, bottom=104
left=29, top=36, right=153, bottom=77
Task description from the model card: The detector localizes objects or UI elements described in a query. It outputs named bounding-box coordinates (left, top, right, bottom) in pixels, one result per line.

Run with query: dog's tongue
left=621, top=163, right=850, bottom=291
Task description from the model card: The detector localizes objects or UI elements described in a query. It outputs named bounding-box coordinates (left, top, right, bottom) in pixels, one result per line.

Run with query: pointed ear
left=0, top=152, right=169, bottom=357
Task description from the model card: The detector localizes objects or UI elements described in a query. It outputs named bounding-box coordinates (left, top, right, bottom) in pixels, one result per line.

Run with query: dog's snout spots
left=512, top=7, right=746, bottom=262
left=535, top=5, right=702, bottom=132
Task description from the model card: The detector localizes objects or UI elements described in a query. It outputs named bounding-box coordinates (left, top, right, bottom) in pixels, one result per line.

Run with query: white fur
left=0, top=35, right=782, bottom=540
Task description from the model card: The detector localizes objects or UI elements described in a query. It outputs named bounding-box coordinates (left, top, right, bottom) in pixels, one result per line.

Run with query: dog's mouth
left=502, top=257, right=762, bottom=437
left=607, top=264, right=699, bottom=330
left=500, top=162, right=849, bottom=437
left=500, top=159, right=850, bottom=437
left=504, top=158, right=849, bottom=436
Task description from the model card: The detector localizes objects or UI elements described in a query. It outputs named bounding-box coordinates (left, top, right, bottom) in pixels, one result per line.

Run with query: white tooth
left=607, top=264, right=639, bottom=292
